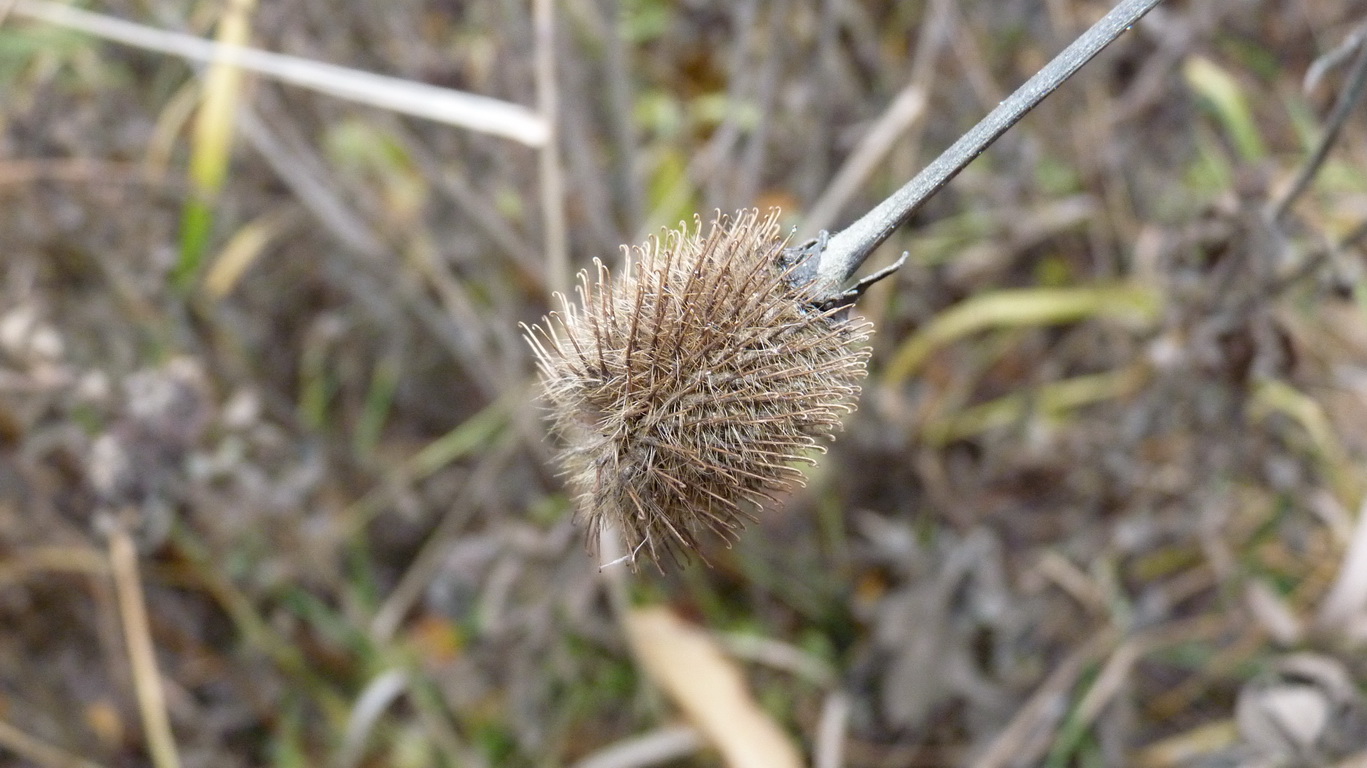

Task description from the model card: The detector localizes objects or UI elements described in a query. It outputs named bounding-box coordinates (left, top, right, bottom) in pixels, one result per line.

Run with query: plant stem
left=800, top=0, right=1166, bottom=296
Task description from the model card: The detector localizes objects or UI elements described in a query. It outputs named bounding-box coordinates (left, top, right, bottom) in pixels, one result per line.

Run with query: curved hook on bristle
left=819, top=252, right=909, bottom=314
left=524, top=210, right=872, bottom=566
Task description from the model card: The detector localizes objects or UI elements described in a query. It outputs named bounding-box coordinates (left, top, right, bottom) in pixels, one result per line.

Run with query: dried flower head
left=522, top=209, right=872, bottom=566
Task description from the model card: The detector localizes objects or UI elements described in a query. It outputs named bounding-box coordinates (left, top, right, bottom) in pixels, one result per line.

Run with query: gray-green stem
left=791, top=0, right=1166, bottom=300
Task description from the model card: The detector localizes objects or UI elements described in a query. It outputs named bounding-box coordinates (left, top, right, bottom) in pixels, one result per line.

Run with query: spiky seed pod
left=522, top=209, right=872, bottom=567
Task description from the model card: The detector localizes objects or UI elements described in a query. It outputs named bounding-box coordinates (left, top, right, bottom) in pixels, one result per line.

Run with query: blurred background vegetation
left=4, top=1, right=1367, bottom=766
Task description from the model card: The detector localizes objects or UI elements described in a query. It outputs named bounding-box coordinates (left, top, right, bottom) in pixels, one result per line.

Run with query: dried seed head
left=522, top=209, right=872, bottom=567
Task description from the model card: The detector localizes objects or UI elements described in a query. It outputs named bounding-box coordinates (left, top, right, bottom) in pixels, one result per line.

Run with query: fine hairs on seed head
left=522, top=209, right=872, bottom=567
left=523, top=0, right=1164, bottom=567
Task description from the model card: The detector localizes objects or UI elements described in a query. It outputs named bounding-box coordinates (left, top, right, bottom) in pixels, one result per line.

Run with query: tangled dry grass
left=4, top=1, right=1367, bottom=767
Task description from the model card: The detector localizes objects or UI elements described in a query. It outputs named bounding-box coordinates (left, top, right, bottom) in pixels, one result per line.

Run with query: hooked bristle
left=522, top=209, right=872, bottom=567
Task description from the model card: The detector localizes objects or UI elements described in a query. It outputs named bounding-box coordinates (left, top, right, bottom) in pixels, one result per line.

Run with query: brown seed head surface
left=522, top=209, right=872, bottom=566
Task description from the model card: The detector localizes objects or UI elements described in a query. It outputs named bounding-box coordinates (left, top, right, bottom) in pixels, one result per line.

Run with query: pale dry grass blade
left=234, top=106, right=386, bottom=258
left=1245, top=579, right=1304, bottom=645
left=178, top=0, right=257, bottom=285
left=190, top=0, right=255, bottom=195
left=0, top=546, right=108, bottom=583
left=108, top=526, right=181, bottom=768
left=535, top=0, right=569, bottom=294
left=202, top=212, right=289, bottom=299
left=1250, top=380, right=1358, bottom=504
left=801, top=82, right=927, bottom=236
left=1134, top=720, right=1240, bottom=768
left=923, top=365, right=1148, bottom=445
left=337, top=669, right=408, bottom=768
left=625, top=606, right=803, bottom=768
left=813, top=690, right=851, bottom=768
left=570, top=726, right=705, bottom=768
left=884, top=285, right=1161, bottom=386
left=0, top=718, right=105, bottom=768
left=799, top=0, right=952, bottom=236
left=0, top=159, right=168, bottom=187
left=1317, top=497, right=1367, bottom=633
left=716, top=632, right=836, bottom=686
left=9, top=0, right=548, bottom=145
left=970, top=628, right=1116, bottom=768
left=145, top=82, right=202, bottom=175
left=1181, top=56, right=1266, bottom=163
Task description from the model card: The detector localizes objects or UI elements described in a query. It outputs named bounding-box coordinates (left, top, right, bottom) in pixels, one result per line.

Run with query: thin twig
left=732, top=0, right=785, bottom=207
left=0, top=546, right=109, bottom=582
left=405, top=136, right=545, bottom=287
left=813, top=690, right=851, bottom=768
left=337, top=669, right=408, bottom=768
left=1270, top=28, right=1367, bottom=223
left=235, top=107, right=387, bottom=258
left=970, top=628, right=1117, bottom=768
left=108, top=525, right=182, bottom=768
left=1316, top=496, right=1367, bottom=632
left=560, top=68, right=630, bottom=259
left=1306, top=22, right=1367, bottom=93
left=369, top=440, right=513, bottom=642
left=0, top=159, right=173, bottom=188
left=798, top=0, right=1165, bottom=295
left=703, top=0, right=760, bottom=211
left=237, top=104, right=517, bottom=409
left=8, top=0, right=547, bottom=145
left=0, top=718, right=105, bottom=768
left=798, top=0, right=841, bottom=202
left=536, top=0, right=570, bottom=294
left=799, top=0, right=951, bottom=236
left=599, top=0, right=643, bottom=231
